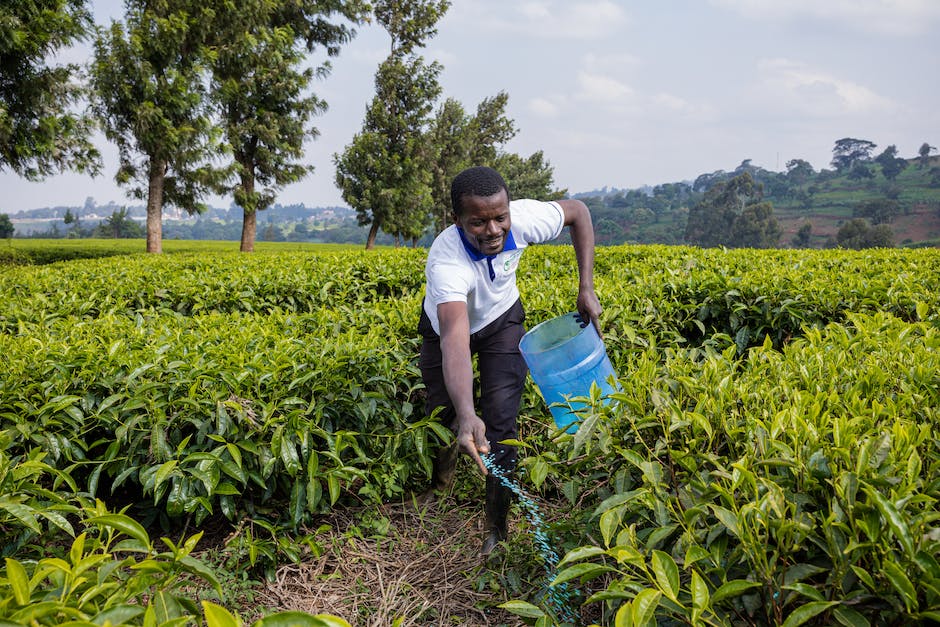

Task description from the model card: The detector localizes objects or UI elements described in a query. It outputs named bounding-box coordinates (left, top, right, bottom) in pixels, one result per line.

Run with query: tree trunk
left=146, top=158, right=166, bottom=253
left=241, top=209, right=256, bottom=252
left=239, top=170, right=256, bottom=252
left=365, top=221, right=379, bottom=250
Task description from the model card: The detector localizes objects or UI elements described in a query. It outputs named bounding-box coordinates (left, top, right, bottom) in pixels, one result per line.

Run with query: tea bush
left=2, top=243, right=939, bottom=625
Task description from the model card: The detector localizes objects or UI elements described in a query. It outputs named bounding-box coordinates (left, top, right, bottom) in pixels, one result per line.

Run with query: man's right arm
left=437, top=301, right=490, bottom=475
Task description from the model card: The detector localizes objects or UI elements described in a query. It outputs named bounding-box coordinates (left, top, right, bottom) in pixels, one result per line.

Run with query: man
left=418, top=165, right=601, bottom=557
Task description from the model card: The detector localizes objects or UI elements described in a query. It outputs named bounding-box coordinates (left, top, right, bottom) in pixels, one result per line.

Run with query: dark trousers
left=418, top=299, right=528, bottom=471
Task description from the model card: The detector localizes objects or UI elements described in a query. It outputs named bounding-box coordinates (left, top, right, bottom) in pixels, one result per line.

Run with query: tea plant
left=513, top=313, right=940, bottom=625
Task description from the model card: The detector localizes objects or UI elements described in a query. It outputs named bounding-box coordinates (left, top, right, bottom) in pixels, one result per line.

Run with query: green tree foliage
left=426, top=97, right=472, bottom=232
left=0, top=0, right=100, bottom=179
left=792, top=221, right=812, bottom=247
left=209, top=0, right=366, bottom=253
left=93, top=207, right=145, bottom=238
left=831, top=137, right=877, bottom=171
left=0, top=213, right=13, bottom=238
left=684, top=172, right=780, bottom=248
left=875, top=144, right=908, bottom=181
left=785, top=158, right=815, bottom=185
left=918, top=142, right=936, bottom=169
left=855, top=198, right=901, bottom=225
left=91, top=0, right=220, bottom=253
left=334, top=0, right=449, bottom=249
left=425, top=92, right=520, bottom=232
left=835, top=217, right=894, bottom=249
left=495, top=150, right=565, bottom=201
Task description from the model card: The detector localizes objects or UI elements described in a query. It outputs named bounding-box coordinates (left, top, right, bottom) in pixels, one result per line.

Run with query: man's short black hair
left=450, top=166, right=510, bottom=216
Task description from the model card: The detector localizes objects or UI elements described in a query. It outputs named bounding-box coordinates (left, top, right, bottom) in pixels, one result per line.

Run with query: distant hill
left=575, top=155, right=940, bottom=248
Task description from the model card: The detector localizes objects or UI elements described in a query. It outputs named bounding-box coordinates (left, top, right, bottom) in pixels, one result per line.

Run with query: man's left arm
left=558, top=199, right=603, bottom=334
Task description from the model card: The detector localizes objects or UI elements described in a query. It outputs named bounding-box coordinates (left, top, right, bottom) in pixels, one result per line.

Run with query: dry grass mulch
left=251, top=496, right=527, bottom=627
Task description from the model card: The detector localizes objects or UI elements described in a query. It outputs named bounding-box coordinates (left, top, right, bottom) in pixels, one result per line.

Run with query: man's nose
left=485, top=220, right=500, bottom=235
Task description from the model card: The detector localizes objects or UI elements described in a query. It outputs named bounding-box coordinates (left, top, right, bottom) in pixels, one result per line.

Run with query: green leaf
left=632, top=589, right=661, bottom=626
left=253, top=612, right=352, bottom=627
left=863, top=484, right=914, bottom=558
left=651, top=550, right=680, bottom=602
left=783, top=583, right=825, bottom=602
left=832, top=605, right=870, bottom=627
left=690, top=570, right=709, bottom=610
left=711, top=580, right=761, bottom=605
left=882, top=559, right=917, bottom=613
left=203, top=601, right=240, bottom=627
left=558, top=545, right=607, bottom=567
left=552, top=563, right=615, bottom=586
left=4, top=558, right=30, bottom=605
left=528, top=456, right=549, bottom=489
left=327, top=475, right=340, bottom=505
left=0, top=499, right=41, bottom=533
left=498, top=600, right=546, bottom=619
left=85, top=514, right=151, bottom=548
left=780, top=601, right=837, bottom=627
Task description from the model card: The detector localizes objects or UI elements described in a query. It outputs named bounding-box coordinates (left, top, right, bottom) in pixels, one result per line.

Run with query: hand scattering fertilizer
left=518, top=312, right=619, bottom=432
left=483, top=453, right=578, bottom=624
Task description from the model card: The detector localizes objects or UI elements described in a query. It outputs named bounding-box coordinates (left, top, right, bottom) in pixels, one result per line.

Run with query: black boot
left=431, top=441, right=459, bottom=491
left=481, top=474, right=512, bottom=557
left=419, top=442, right=458, bottom=502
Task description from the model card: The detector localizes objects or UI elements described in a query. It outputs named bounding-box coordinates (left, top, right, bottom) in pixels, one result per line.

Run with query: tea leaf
left=781, top=601, right=837, bottom=627
left=650, top=550, right=680, bottom=602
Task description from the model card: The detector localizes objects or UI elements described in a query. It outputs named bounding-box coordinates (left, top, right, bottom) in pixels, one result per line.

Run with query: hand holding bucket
left=519, top=312, right=618, bottom=433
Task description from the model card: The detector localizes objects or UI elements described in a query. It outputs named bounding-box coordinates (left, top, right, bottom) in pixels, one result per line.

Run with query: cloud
left=757, top=58, right=894, bottom=115
left=528, top=97, right=563, bottom=118
left=576, top=72, right=635, bottom=106
left=475, top=1, right=629, bottom=39
left=710, top=0, right=940, bottom=35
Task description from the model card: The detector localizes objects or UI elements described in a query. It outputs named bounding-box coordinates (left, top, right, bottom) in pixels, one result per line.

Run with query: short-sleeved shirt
left=423, top=199, right=565, bottom=335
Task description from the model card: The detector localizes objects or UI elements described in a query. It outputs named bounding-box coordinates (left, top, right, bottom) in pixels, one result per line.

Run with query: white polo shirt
left=423, top=199, right=565, bottom=335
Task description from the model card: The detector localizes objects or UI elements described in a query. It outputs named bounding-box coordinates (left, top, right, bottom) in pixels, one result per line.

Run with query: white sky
left=2, top=0, right=939, bottom=212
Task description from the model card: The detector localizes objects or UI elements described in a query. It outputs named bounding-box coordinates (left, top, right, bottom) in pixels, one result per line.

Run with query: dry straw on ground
left=254, top=498, right=525, bottom=626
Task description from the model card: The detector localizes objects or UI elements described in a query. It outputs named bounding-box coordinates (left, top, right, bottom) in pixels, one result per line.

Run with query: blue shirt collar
left=456, top=227, right=517, bottom=280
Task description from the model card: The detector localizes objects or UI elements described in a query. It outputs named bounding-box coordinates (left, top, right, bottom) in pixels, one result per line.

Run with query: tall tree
left=830, top=137, right=877, bottom=171
left=91, top=0, right=219, bottom=253
left=427, top=97, right=472, bottom=232
left=0, top=0, right=100, bottom=178
left=874, top=145, right=907, bottom=181
left=210, top=0, right=366, bottom=252
left=425, top=91, right=518, bottom=233
left=785, top=159, right=815, bottom=185
left=918, top=142, right=936, bottom=169
left=0, top=213, right=13, bottom=239
left=334, top=0, right=449, bottom=249
left=495, top=151, right=566, bottom=201
left=685, top=172, right=779, bottom=248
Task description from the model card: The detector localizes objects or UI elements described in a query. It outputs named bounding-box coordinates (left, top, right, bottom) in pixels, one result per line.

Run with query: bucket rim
left=519, top=311, right=595, bottom=355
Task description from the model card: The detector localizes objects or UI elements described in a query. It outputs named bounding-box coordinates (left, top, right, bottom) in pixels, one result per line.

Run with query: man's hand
left=577, top=286, right=603, bottom=338
left=456, top=413, right=490, bottom=476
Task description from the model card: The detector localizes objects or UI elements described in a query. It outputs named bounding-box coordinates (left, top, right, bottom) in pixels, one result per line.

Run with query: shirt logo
left=503, top=250, right=523, bottom=272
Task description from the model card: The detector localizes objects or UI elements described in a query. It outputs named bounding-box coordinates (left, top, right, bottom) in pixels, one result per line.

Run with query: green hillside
left=579, top=155, right=940, bottom=248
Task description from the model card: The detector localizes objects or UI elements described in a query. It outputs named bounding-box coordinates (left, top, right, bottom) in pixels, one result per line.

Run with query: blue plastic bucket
left=519, top=312, right=618, bottom=432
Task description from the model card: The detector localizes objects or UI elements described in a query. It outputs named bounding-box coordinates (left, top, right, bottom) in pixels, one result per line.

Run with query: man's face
left=453, top=189, right=511, bottom=255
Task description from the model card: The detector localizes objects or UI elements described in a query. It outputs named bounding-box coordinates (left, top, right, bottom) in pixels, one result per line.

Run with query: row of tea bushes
left=513, top=312, right=940, bottom=625
left=0, top=305, right=436, bottom=530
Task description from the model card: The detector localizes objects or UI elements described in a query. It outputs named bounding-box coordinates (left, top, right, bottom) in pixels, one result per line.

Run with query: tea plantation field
left=1, top=241, right=938, bottom=626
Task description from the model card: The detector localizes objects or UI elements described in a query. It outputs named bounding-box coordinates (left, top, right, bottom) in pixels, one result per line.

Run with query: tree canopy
left=209, top=0, right=366, bottom=252
left=334, top=0, right=449, bottom=249
left=91, top=0, right=220, bottom=252
left=0, top=0, right=100, bottom=179
left=684, top=172, right=780, bottom=248
left=831, top=137, right=877, bottom=171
